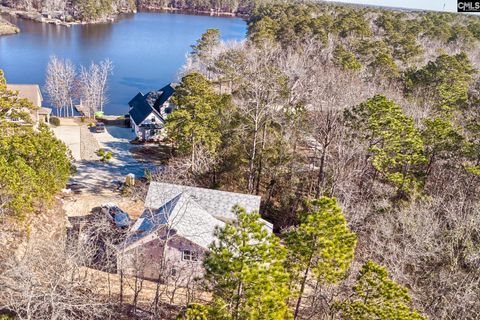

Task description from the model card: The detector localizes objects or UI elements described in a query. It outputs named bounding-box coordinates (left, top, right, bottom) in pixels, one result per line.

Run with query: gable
left=129, top=93, right=154, bottom=125
left=129, top=85, right=172, bottom=125
left=152, top=84, right=175, bottom=113
left=139, top=111, right=164, bottom=126
left=126, top=193, right=225, bottom=250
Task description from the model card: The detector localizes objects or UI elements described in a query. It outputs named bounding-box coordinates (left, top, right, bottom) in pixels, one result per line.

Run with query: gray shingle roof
left=127, top=192, right=225, bottom=250
left=6, top=84, right=43, bottom=106
left=123, top=183, right=271, bottom=251
left=145, top=182, right=262, bottom=222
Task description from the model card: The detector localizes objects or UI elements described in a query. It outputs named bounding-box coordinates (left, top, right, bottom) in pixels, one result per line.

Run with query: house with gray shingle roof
left=117, top=182, right=270, bottom=282
left=128, top=83, right=175, bottom=141
left=6, top=83, right=52, bottom=125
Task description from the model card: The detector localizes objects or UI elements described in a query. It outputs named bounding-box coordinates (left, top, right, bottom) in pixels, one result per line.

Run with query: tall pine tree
left=203, top=206, right=291, bottom=320
left=166, top=72, right=230, bottom=172
left=285, top=197, right=357, bottom=319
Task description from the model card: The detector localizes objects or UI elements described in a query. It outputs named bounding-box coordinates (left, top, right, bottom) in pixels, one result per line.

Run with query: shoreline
left=0, top=4, right=246, bottom=31
left=0, top=16, right=19, bottom=35
left=0, top=5, right=123, bottom=27
left=138, top=6, right=248, bottom=18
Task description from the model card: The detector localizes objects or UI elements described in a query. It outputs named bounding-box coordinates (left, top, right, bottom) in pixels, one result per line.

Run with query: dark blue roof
left=128, top=84, right=175, bottom=125
left=153, top=84, right=175, bottom=113
left=128, top=92, right=144, bottom=108
left=128, top=92, right=153, bottom=125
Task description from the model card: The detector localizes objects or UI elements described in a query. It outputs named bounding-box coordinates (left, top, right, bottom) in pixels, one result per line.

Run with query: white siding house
left=128, top=84, right=175, bottom=141
left=132, top=110, right=164, bottom=141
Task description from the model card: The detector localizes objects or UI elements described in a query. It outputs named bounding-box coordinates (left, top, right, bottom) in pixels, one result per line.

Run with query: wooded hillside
left=163, top=2, right=480, bottom=319
left=1, top=1, right=480, bottom=320
left=1, top=0, right=136, bottom=22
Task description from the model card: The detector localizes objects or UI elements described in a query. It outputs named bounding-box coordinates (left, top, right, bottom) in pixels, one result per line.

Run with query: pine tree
left=0, top=70, right=35, bottom=123
left=166, top=72, right=230, bottom=171
left=333, top=45, right=362, bottom=71
left=0, top=70, right=71, bottom=219
left=337, top=260, right=426, bottom=320
left=344, top=95, right=426, bottom=196
left=203, top=206, right=291, bottom=320
left=285, top=197, right=357, bottom=319
left=404, top=52, right=475, bottom=111
left=191, top=29, right=221, bottom=59
left=176, top=303, right=210, bottom=320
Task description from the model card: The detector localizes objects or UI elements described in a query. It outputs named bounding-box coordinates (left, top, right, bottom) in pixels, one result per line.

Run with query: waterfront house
left=128, top=84, right=175, bottom=141
left=6, top=84, right=51, bottom=124
left=117, top=182, right=271, bottom=282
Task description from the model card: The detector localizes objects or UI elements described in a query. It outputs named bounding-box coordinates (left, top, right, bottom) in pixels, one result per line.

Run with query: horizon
left=324, top=0, right=459, bottom=13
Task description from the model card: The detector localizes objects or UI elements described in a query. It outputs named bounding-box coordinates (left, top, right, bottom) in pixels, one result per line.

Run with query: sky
left=325, top=0, right=458, bottom=13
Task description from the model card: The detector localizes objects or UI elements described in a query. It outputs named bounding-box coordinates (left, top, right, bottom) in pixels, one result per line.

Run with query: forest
left=1, top=1, right=480, bottom=319
left=0, top=0, right=254, bottom=21
left=163, top=2, right=480, bottom=319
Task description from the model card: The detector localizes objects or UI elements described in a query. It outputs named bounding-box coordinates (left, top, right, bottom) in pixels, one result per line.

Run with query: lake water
left=0, top=12, right=246, bottom=115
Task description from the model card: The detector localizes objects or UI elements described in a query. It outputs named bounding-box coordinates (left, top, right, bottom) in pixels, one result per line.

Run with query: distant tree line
left=248, top=2, right=480, bottom=78
left=137, top=0, right=261, bottom=15
left=0, top=0, right=136, bottom=22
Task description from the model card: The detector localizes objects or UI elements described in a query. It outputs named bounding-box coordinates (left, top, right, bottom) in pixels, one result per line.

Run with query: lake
left=0, top=12, right=246, bottom=115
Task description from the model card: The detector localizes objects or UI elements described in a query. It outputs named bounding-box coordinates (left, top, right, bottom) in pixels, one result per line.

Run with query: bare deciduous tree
left=0, top=223, right=117, bottom=320
left=45, top=56, right=76, bottom=117
left=78, top=59, right=113, bottom=117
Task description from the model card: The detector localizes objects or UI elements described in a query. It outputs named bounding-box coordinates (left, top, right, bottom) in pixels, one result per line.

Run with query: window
left=151, top=116, right=156, bottom=122
left=171, top=268, right=177, bottom=276
left=182, top=250, right=198, bottom=261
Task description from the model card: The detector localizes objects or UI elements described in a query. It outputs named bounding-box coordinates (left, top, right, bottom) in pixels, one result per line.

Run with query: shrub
left=97, top=149, right=113, bottom=162
left=104, top=151, right=113, bottom=161
left=50, top=116, right=60, bottom=126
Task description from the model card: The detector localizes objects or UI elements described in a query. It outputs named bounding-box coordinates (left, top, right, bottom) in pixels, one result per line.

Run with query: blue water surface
left=0, top=12, right=246, bottom=115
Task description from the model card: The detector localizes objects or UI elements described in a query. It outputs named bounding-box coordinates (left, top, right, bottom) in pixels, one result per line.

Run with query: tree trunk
left=315, top=146, right=327, bottom=198
left=255, top=122, right=268, bottom=195
left=247, top=117, right=260, bottom=194
left=294, top=253, right=313, bottom=320
left=119, top=270, right=124, bottom=305
left=191, top=135, right=196, bottom=173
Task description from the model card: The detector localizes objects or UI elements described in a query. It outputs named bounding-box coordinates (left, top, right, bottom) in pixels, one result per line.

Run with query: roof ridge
left=152, top=181, right=261, bottom=199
